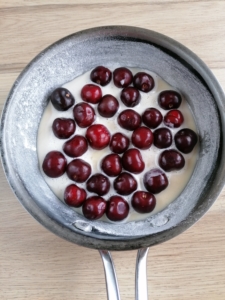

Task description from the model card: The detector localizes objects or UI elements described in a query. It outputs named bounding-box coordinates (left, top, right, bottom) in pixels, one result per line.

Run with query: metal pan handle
left=135, top=247, right=149, bottom=300
left=99, top=248, right=149, bottom=300
left=99, top=250, right=121, bottom=300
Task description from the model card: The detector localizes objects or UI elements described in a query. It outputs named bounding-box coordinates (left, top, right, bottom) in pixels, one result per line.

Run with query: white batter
left=37, top=67, right=199, bottom=222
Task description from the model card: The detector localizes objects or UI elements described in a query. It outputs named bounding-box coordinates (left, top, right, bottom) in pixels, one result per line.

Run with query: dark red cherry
left=42, top=151, right=67, bottom=178
left=85, top=124, right=111, bottom=150
left=49, top=87, right=75, bottom=111
left=143, top=169, right=168, bottom=194
left=73, top=103, right=95, bottom=128
left=117, top=109, right=141, bottom=131
left=66, top=159, right=91, bottom=183
left=153, top=128, right=172, bottom=149
left=174, top=128, right=198, bottom=153
left=52, top=118, right=75, bottom=139
left=113, top=172, right=137, bottom=195
left=97, top=94, right=119, bottom=118
left=81, top=84, right=102, bottom=104
left=82, top=196, right=107, bottom=220
left=109, top=132, right=130, bottom=154
left=131, top=191, right=156, bottom=213
left=113, top=67, right=133, bottom=88
left=158, top=90, right=182, bottom=110
left=106, top=196, right=129, bottom=221
left=64, top=184, right=87, bottom=207
left=120, top=87, right=140, bottom=107
left=164, top=109, right=184, bottom=128
left=101, top=154, right=122, bottom=177
left=86, top=173, right=110, bottom=196
left=142, top=108, right=162, bottom=129
left=131, top=126, right=153, bottom=150
left=159, top=149, right=185, bottom=172
left=133, top=72, right=154, bottom=93
left=90, top=66, right=112, bottom=86
left=63, top=135, right=88, bottom=157
left=122, top=148, right=145, bottom=174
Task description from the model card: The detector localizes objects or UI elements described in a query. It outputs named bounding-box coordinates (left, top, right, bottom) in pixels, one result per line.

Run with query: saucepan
left=1, top=26, right=225, bottom=299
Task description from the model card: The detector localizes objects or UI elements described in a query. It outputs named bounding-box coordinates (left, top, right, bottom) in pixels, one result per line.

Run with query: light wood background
left=0, top=1, right=225, bottom=299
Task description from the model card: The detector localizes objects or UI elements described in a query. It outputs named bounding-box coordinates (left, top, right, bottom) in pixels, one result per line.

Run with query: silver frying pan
left=1, top=26, right=225, bottom=299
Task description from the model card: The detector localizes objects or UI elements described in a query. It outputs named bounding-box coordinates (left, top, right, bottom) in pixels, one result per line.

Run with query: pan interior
left=1, top=27, right=223, bottom=250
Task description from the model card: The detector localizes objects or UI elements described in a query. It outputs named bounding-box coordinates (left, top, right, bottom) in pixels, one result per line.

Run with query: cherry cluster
left=42, top=66, right=197, bottom=222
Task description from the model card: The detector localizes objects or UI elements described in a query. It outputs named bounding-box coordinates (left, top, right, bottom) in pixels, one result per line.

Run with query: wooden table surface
left=1, top=1, right=225, bottom=299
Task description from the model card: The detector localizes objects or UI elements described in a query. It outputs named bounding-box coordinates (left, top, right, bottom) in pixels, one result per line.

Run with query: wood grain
left=0, top=1, right=225, bottom=299
left=1, top=0, right=222, bottom=9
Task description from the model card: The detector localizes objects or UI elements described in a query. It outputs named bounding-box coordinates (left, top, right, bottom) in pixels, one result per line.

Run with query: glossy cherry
left=52, top=118, right=75, bottom=139
left=164, top=109, right=184, bottom=128
left=85, top=124, right=111, bottom=150
left=82, top=196, right=107, bottom=220
left=113, top=67, right=133, bottom=88
left=106, top=196, right=129, bottom=221
left=86, top=173, right=110, bottom=196
left=64, top=184, right=87, bottom=207
left=122, top=148, right=145, bottom=174
left=42, top=151, right=67, bottom=178
left=101, top=154, right=122, bottom=177
left=113, top=172, right=137, bottom=195
left=143, top=168, right=168, bottom=194
left=66, top=159, right=91, bottom=183
left=133, top=72, right=155, bottom=93
left=159, top=149, right=185, bottom=172
left=63, top=135, right=88, bottom=157
left=90, top=66, right=112, bottom=86
left=142, top=108, right=163, bottom=129
left=109, top=132, right=130, bottom=154
left=153, top=128, right=172, bottom=149
left=73, top=103, right=95, bottom=128
left=81, top=84, right=102, bottom=104
left=131, top=126, right=153, bottom=150
left=158, top=90, right=182, bottom=110
left=117, top=109, right=141, bottom=131
left=49, top=87, right=75, bottom=111
left=131, top=191, right=156, bottom=213
left=97, top=94, right=119, bottom=118
left=174, top=128, right=198, bottom=153
left=120, top=87, right=140, bottom=107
